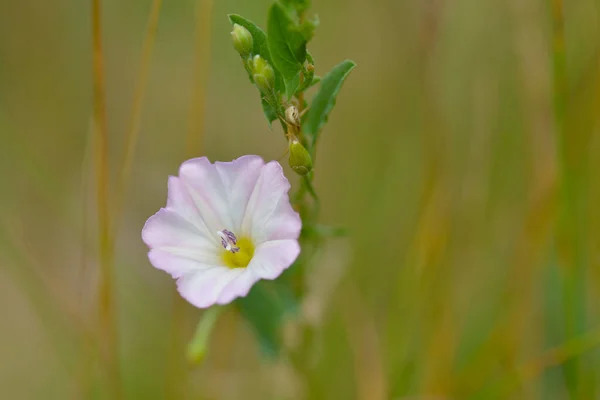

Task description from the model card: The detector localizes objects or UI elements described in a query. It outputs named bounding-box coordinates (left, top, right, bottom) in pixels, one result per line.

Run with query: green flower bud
left=251, top=55, right=275, bottom=94
left=231, top=24, right=253, bottom=58
left=288, top=139, right=313, bottom=176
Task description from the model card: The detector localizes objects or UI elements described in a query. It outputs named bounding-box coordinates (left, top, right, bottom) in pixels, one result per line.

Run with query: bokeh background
left=2, top=0, right=600, bottom=398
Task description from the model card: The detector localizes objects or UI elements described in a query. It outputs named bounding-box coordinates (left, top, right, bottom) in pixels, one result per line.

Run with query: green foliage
left=295, top=51, right=316, bottom=94
left=267, top=3, right=307, bottom=98
left=228, top=14, right=285, bottom=122
left=236, top=281, right=298, bottom=357
left=229, top=4, right=354, bottom=137
left=302, top=60, right=356, bottom=151
left=261, top=98, right=279, bottom=125
left=281, top=0, right=311, bottom=13
left=294, top=15, right=319, bottom=42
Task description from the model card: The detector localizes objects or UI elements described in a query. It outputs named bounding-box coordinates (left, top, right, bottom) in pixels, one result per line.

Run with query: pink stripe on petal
left=260, top=195, right=302, bottom=242
left=166, top=176, right=214, bottom=241
left=215, top=155, right=264, bottom=231
left=179, top=157, right=234, bottom=232
left=241, top=161, right=293, bottom=242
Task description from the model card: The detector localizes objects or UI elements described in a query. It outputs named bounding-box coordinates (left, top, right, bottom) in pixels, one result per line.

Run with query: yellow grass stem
left=114, top=0, right=163, bottom=226
left=91, top=0, right=122, bottom=398
left=185, top=0, right=214, bottom=156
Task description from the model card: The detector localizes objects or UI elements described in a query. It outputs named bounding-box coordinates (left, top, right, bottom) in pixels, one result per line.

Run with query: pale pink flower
left=142, top=156, right=302, bottom=308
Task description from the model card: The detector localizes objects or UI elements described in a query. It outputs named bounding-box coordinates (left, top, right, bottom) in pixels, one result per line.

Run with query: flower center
left=218, top=229, right=254, bottom=269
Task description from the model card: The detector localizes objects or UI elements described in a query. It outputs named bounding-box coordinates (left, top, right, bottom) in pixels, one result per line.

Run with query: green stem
left=482, top=326, right=600, bottom=399
left=302, top=174, right=320, bottom=219
left=187, top=307, right=223, bottom=365
left=551, top=0, right=588, bottom=397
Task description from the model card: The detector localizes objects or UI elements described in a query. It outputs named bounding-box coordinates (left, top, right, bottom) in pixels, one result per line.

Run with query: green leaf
left=237, top=281, right=298, bottom=358
left=295, top=52, right=315, bottom=94
left=302, top=60, right=356, bottom=146
left=267, top=3, right=307, bottom=99
left=308, top=75, right=321, bottom=87
left=293, top=15, right=319, bottom=42
left=286, top=72, right=301, bottom=99
left=261, top=97, right=279, bottom=126
left=228, top=14, right=284, bottom=93
left=280, top=0, right=311, bottom=12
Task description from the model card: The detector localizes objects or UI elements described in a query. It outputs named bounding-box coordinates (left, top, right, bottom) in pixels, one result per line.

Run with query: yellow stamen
left=221, top=237, right=254, bottom=268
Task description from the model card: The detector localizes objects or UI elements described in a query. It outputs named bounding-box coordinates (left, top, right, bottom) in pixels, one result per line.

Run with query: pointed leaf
left=286, top=72, right=301, bottom=99
left=302, top=60, right=356, bottom=145
left=267, top=3, right=306, bottom=99
left=261, top=97, right=279, bottom=126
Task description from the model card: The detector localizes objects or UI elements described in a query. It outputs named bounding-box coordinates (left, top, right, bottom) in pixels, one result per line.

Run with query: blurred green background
left=1, top=0, right=600, bottom=398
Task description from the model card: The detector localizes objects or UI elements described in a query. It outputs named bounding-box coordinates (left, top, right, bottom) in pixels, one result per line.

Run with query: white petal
left=261, top=194, right=302, bottom=242
left=176, top=267, right=229, bottom=308
left=215, top=155, right=265, bottom=230
left=215, top=270, right=262, bottom=305
left=241, top=161, right=298, bottom=243
left=148, top=249, right=220, bottom=279
left=166, top=176, right=215, bottom=242
left=142, top=208, right=215, bottom=253
left=178, top=157, right=234, bottom=233
left=248, top=239, right=300, bottom=280
left=177, top=267, right=257, bottom=308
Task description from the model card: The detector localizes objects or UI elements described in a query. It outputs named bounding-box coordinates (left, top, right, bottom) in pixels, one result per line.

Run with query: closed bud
left=253, top=74, right=271, bottom=95
left=288, top=139, right=313, bottom=176
left=231, top=24, right=253, bottom=58
left=251, top=55, right=275, bottom=94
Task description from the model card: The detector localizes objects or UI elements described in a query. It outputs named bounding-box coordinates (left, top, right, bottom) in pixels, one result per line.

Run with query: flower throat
left=218, top=229, right=254, bottom=268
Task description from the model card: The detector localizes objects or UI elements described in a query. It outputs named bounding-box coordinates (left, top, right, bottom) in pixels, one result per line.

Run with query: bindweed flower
left=142, top=156, right=301, bottom=308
